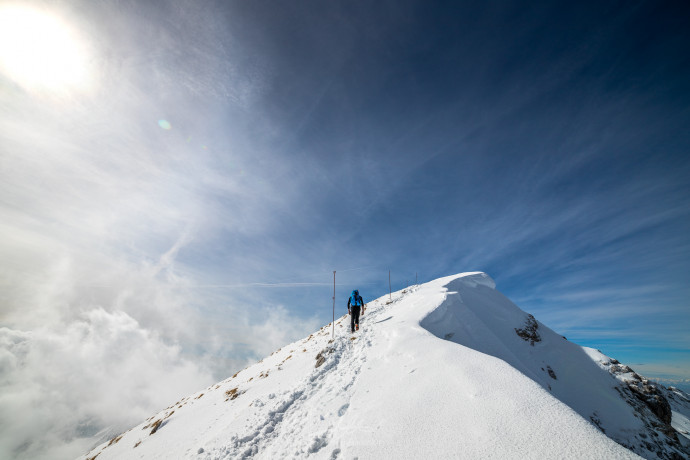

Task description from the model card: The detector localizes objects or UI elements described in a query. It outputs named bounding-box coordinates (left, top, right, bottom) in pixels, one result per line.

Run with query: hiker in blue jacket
left=347, top=289, right=365, bottom=333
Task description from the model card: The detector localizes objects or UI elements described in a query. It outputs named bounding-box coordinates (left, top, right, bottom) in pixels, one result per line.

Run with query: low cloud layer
left=0, top=310, right=210, bottom=459
left=0, top=229, right=320, bottom=459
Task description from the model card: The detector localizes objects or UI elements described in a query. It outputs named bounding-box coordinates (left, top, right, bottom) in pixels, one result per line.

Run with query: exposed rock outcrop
left=315, top=347, right=334, bottom=368
left=597, top=357, right=688, bottom=459
left=515, top=314, right=541, bottom=345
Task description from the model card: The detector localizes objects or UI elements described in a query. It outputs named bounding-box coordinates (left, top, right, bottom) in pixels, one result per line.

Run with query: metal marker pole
left=332, top=271, right=336, bottom=339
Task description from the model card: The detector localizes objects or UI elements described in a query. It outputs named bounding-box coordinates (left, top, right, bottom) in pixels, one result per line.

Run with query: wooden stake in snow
left=332, top=271, right=336, bottom=339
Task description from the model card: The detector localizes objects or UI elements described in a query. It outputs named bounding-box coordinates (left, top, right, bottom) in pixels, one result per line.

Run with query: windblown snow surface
left=80, top=272, right=690, bottom=460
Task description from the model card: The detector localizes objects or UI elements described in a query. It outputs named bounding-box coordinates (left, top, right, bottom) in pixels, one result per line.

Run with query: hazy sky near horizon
left=1, top=0, right=689, bottom=458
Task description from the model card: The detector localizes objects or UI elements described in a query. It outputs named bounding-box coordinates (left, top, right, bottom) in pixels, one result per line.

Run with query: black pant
left=350, top=306, right=361, bottom=332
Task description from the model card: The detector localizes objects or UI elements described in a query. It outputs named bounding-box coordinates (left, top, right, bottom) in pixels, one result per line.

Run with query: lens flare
left=158, top=120, right=172, bottom=130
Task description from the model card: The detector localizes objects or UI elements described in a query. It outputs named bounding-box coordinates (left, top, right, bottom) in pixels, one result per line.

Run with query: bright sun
left=0, top=5, right=91, bottom=93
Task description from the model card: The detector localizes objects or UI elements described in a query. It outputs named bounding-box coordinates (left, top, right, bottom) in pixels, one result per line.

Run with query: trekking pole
left=332, top=271, right=336, bottom=339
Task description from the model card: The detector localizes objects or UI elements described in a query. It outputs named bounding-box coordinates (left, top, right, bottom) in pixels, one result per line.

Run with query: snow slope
left=80, top=272, right=689, bottom=460
left=420, top=274, right=689, bottom=459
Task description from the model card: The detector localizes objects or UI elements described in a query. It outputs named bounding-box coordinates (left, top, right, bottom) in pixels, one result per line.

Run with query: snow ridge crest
left=80, top=272, right=689, bottom=460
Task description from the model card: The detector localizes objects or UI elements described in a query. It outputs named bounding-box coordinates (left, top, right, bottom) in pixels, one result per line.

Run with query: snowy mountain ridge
left=80, top=272, right=690, bottom=460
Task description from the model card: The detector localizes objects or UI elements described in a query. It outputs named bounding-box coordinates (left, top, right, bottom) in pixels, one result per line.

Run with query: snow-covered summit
left=80, top=272, right=690, bottom=460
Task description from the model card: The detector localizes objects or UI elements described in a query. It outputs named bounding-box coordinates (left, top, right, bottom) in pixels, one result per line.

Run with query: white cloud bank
left=0, top=215, right=320, bottom=460
left=0, top=310, right=210, bottom=459
left=0, top=236, right=209, bottom=460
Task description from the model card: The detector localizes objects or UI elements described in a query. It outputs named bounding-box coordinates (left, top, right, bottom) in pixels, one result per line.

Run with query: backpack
left=350, top=290, right=362, bottom=307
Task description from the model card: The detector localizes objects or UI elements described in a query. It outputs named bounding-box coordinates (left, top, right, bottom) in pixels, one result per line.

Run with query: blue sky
left=179, top=0, right=690, bottom=369
left=1, top=0, right=689, bottom=458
